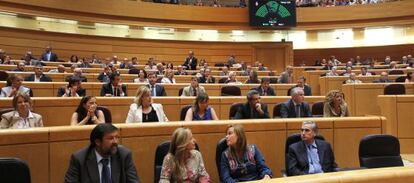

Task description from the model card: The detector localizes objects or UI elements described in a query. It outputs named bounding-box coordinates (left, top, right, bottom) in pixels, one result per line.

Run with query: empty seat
left=180, top=105, right=192, bottom=120
left=178, top=87, right=184, bottom=96
left=0, top=157, right=31, bottom=183
left=388, top=70, right=404, bottom=75
left=0, top=70, right=8, bottom=81
left=229, top=103, right=243, bottom=119
left=221, top=86, right=241, bottom=96
left=273, top=103, right=283, bottom=118
left=359, top=134, right=403, bottom=168
left=96, top=106, right=112, bottom=123
left=395, top=76, right=406, bottom=82
left=384, top=84, right=405, bottom=95
left=311, top=101, right=324, bottom=117
left=218, top=78, right=227, bottom=83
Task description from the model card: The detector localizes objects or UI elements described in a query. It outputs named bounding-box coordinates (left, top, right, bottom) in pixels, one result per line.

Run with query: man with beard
left=64, top=123, right=140, bottom=183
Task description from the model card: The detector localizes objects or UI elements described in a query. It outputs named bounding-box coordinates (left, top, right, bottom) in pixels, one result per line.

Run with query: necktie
left=193, top=87, right=197, bottom=96
left=151, top=86, right=156, bottom=96
left=101, top=158, right=111, bottom=183
left=262, top=88, right=267, bottom=96
left=296, top=104, right=301, bottom=117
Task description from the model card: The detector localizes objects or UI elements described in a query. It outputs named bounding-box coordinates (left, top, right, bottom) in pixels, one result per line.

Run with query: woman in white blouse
left=133, top=69, right=149, bottom=83
left=125, top=86, right=169, bottom=123
left=161, top=69, right=176, bottom=84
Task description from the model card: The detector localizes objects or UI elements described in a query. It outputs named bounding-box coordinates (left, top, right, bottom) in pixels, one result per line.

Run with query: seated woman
left=0, top=75, right=31, bottom=97
left=161, top=69, right=176, bottom=84
left=225, top=71, right=242, bottom=84
left=405, top=72, right=414, bottom=83
left=184, top=93, right=219, bottom=121
left=133, top=69, right=149, bottom=83
left=160, top=127, right=210, bottom=183
left=245, top=70, right=260, bottom=84
left=57, top=76, right=86, bottom=97
left=125, top=86, right=168, bottom=123
left=323, top=90, right=350, bottom=117
left=220, top=124, right=272, bottom=182
left=70, top=96, right=105, bottom=125
left=0, top=93, right=43, bottom=129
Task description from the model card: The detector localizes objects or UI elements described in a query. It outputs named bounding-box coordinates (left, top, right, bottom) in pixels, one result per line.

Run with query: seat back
left=215, top=138, right=228, bottom=182
left=154, top=141, right=200, bottom=183
left=384, top=84, right=406, bottom=95
left=359, top=134, right=403, bottom=168
left=0, top=70, right=9, bottom=81
left=287, top=87, right=293, bottom=96
left=229, top=103, right=243, bottom=119
left=221, top=86, right=241, bottom=96
left=273, top=103, right=283, bottom=118
left=0, top=157, right=31, bottom=183
left=218, top=78, right=227, bottom=84
left=395, top=76, right=406, bottom=82
left=388, top=70, right=404, bottom=75
left=311, top=101, right=324, bottom=117
left=128, top=68, right=140, bottom=74
left=97, top=106, right=112, bottom=123
left=178, top=88, right=184, bottom=96
left=0, top=108, right=14, bottom=117
left=180, top=105, right=192, bottom=120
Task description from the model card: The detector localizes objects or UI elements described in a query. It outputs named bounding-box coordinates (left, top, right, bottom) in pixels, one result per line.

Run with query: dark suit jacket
left=280, top=99, right=311, bottom=118
left=100, top=83, right=127, bottom=96
left=40, top=52, right=58, bottom=61
left=65, top=75, right=88, bottom=82
left=254, top=86, right=276, bottom=96
left=64, top=145, right=140, bottom=183
left=146, top=84, right=167, bottom=96
left=199, top=76, right=215, bottom=83
left=24, top=74, right=52, bottom=82
left=233, top=102, right=270, bottom=119
left=57, top=87, right=86, bottom=97
left=287, top=139, right=337, bottom=176
left=183, top=57, right=198, bottom=70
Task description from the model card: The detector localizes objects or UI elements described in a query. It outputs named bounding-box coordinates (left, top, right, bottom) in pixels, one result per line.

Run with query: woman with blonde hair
left=220, top=124, right=272, bottom=182
left=323, top=90, right=350, bottom=117
left=125, top=86, right=168, bottom=123
left=160, top=128, right=210, bottom=183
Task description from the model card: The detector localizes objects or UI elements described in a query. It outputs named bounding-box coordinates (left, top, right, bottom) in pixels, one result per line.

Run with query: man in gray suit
left=64, top=123, right=140, bottom=183
left=278, top=65, right=294, bottom=84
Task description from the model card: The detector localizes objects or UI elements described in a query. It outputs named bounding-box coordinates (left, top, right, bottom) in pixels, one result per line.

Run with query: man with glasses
left=286, top=121, right=337, bottom=176
left=24, top=65, right=52, bottom=82
left=233, top=90, right=269, bottom=119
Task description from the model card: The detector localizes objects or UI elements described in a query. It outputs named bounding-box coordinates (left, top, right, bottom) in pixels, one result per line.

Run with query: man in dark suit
left=233, top=90, right=270, bottom=119
left=40, top=46, right=58, bottom=61
left=100, top=73, right=127, bottom=97
left=373, top=72, right=392, bottom=83
left=24, top=65, right=52, bottom=82
left=280, top=87, right=311, bottom=118
left=287, top=121, right=337, bottom=176
left=64, top=123, right=140, bottom=183
left=287, top=76, right=312, bottom=96
left=253, top=77, right=275, bottom=96
left=183, top=50, right=198, bottom=70
left=57, top=77, right=86, bottom=97
left=146, top=72, right=167, bottom=96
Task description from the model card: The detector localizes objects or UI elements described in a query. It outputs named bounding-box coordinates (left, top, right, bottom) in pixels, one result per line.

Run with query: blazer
left=0, top=111, right=43, bottom=129
left=57, top=87, right=86, bottom=97
left=125, top=103, right=168, bottom=123
left=146, top=84, right=167, bottom=96
left=181, top=85, right=206, bottom=97
left=64, top=145, right=140, bottom=183
left=100, top=83, right=127, bottom=96
left=254, top=86, right=276, bottom=96
left=24, top=74, right=52, bottom=82
left=278, top=72, right=293, bottom=83
left=183, top=57, right=198, bottom=70
left=287, top=139, right=337, bottom=176
left=233, top=102, right=270, bottom=119
left=40, top=52, right=58, bottom=61
left=323, top=102, right=350, bottom=117
left=199, top=76, right=215, bottom=83
left=280, top=99, right=312, bottom=118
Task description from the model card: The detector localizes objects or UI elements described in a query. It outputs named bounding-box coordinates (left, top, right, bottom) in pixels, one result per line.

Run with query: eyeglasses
left=300, top=128, right=311, bottom=132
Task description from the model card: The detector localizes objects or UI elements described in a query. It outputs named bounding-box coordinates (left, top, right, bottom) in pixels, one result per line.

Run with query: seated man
left=174, top=65, right=187, bottom=75
left=280, top=87, right=311, bottom=118
left=13, top=62, right=25, bottom=72
left=278, top=65, right=294, bottom=83
left=100, top=73, right=127, bottom=97
left=57, top=77, right=86, bottom=97
left=24, top=65, right=52, bottom=82
left=287, top=121, right=337, bottom=176
left=181, top=76, right=206, bottom=97
left=253, top=77, right=275, bottom=96
left=345, top=73, right=362, bottom=84
left=199, top=68, right=215, bottom=83
left=48, top=64, right=66, bottom=73
left=233, top=90, right=270, bottom=119
left=64, top=123, right=140, bottom=183
left=146, top=72, right=167, bottom=96
left=289, top=76, right=312, bottom=96
left=373, top=72, right=392, bottom=83
left=97, top=66, right=112, bottom=83
left=65, top=68, right=88, bottom=82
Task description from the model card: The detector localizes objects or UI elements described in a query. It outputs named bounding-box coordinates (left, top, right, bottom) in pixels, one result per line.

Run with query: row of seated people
left=314, top=55, right=413, bottom=68
left=329, top=70, right=414, bottom=84
left=0, top=84, right=347, bottom=128
left=63, top=120, right=401, bottom=183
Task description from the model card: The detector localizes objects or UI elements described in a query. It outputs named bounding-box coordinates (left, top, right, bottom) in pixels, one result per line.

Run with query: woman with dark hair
left=245, top=70, right=260, bottom=84
left=70, top=96, right=105, bottom=125
left=184, top=93, right=218, bottom=121
left=69, top=55, right=78, bottom=63
left=220, top=124, right=272, bottom=182
left=0, top=93, right=43, bottom=129
left=0, top=75, right=31, bottom=97
left=57, top=77, right=86, bottom=97
left=405, top=72, right=414, bottom=83
left=160, top=128, right=210, bottom=183
left=166, top=62, right=174, bottom=70
left=133, top=69, right=148, bottom=83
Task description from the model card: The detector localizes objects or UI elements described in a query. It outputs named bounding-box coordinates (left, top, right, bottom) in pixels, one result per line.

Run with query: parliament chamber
left=1, top=0, right=414, bottom=183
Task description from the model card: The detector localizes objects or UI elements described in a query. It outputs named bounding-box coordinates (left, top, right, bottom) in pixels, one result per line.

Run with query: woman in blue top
left=220, top=124, right=272, bottom=183
left=184, top=93, right=219, bottom=121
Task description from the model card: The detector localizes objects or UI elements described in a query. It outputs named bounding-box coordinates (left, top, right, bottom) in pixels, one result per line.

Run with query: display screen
left=249, top=0, right=296, bottom=28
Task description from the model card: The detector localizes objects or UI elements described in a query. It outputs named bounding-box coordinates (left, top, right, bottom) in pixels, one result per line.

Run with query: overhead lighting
left=191, top=29, right=218, bottom=34
left=232, top=30, right=244, bottom=36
